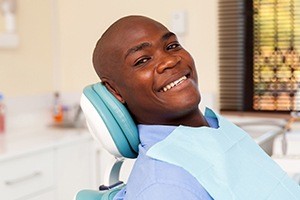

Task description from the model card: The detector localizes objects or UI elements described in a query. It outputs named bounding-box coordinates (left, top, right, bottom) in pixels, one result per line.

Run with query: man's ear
left=102, top=81, right=126, bottom=104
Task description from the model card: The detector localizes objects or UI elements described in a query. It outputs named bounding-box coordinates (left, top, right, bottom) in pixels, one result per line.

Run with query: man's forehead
left=103, top=17, right=168, bottom=53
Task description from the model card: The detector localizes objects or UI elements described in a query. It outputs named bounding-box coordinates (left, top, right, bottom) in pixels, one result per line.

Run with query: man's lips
left=159, top=75, right=189, bottom=92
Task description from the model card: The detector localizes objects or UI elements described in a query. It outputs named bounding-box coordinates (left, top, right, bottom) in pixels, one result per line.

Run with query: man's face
left=105, top=18, right=201, bottom=125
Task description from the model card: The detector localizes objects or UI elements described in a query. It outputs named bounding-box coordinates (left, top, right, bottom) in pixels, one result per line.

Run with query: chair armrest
left=75, top=189, right=105, bottom=200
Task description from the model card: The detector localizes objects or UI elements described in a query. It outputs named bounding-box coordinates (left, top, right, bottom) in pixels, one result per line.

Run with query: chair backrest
left=80, top=82, right=139, bottom=158
left=76, top=83, right=138, bottom=200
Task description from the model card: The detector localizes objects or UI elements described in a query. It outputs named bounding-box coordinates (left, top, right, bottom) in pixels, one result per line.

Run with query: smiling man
left=93, top=15, right=208, bottom=128
left=92, top=15, right=213, bottom=199
left=91, top=15, right=300, bottom=200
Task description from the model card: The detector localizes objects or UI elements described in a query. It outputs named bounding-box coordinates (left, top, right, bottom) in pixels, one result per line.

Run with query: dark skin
left=93, top=15, right=208, bottom=127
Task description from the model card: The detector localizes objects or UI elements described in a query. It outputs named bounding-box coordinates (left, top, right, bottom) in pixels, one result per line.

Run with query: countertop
left=0, top=126, right=92, bottom=161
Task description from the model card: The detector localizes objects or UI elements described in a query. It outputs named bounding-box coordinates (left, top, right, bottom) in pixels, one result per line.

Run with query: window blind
left=218, top=0, right=248, bottom=111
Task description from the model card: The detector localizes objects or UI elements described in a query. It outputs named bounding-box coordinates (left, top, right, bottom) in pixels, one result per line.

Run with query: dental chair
left=75, top=82, right=140, bottom=200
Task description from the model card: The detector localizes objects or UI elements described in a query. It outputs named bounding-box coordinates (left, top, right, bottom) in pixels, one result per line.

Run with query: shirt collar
left=138, top=112, right=219, bottom=151
left=138, top=124, right=176, bottom=151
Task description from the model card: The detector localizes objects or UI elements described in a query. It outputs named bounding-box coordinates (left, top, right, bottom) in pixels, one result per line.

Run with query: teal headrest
left=81, top=83, right=139, bottom=158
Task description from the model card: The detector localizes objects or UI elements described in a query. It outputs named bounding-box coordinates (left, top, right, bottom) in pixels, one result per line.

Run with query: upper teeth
left=161, top=76, right=187, bottom=92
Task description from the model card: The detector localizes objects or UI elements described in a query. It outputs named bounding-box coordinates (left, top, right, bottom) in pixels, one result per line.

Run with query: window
left=219, top=0, right=300, bottom=112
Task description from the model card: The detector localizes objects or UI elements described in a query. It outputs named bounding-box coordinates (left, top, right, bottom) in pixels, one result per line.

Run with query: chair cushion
left=81, top=83, right=139, bottom=158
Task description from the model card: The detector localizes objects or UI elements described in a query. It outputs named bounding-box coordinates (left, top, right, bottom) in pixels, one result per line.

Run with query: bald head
left=92, top=15, right=167, bottom=81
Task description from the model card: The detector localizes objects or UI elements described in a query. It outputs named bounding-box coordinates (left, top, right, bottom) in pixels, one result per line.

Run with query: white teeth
left=161, top=76, right=187, bottom=92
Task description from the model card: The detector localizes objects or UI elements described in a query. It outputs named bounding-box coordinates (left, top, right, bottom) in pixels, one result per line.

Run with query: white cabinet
left=0, top=150, right=55, bottom=200
left=0, top=130, right=96, bottom=200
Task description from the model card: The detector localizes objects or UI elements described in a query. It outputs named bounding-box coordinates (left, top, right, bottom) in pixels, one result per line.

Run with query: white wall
left=0, top=0, right=218, bottom=103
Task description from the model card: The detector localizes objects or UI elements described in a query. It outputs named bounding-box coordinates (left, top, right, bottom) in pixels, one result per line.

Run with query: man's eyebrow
left=161, top=32, right=176, bottom=41
left=125, top=42, right=151, bottom=59
left=124, top=32, right=176, bottom=59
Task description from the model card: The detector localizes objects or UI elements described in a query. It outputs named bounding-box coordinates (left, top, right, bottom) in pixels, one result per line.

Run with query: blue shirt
left=114, top=117, right=217, bottom=200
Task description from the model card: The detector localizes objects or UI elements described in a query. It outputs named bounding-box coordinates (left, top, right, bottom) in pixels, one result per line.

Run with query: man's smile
left=159, top=75, right=189, bottom=92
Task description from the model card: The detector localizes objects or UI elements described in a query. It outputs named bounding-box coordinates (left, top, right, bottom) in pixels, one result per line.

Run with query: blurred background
left=0, top=0, right=299, bottom=199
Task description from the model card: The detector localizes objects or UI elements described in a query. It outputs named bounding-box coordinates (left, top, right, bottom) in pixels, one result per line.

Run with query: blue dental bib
left=147, top=108, right=300, bottom=200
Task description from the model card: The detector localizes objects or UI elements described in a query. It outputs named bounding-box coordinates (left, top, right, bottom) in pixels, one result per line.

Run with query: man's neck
left=156, top=109, right=209, bottom=128
left=177, top=109, right=209, bottom=127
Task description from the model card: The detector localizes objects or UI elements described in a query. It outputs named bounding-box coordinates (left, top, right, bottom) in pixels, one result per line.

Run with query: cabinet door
left=55, top=138, right=94, bottom=200
left=0, top=150, right=55, bottom=200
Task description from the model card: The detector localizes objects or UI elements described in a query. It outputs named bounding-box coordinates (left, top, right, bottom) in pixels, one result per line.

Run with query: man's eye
left=166, top=43, right=181, bottom=50
left=134, top=57, right=150, bottom=66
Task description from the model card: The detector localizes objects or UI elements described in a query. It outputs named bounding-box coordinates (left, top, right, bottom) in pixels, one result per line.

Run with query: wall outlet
left=171, top=11, right=187, bottom=35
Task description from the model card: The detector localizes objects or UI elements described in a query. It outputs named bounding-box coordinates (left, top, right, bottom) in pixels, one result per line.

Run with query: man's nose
left=156, top=55, right=182, bottom=74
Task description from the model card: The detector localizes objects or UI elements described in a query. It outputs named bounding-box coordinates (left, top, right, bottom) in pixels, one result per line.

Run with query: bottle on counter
left=52, top=92, right=63, bottom=123
left=0, top=93, right=6, bottom=134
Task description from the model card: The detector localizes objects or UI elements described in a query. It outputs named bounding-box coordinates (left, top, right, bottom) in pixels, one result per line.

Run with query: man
left=93, top=15, right=214, bottom=199
left=92, top=15, right=300, bottom=200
